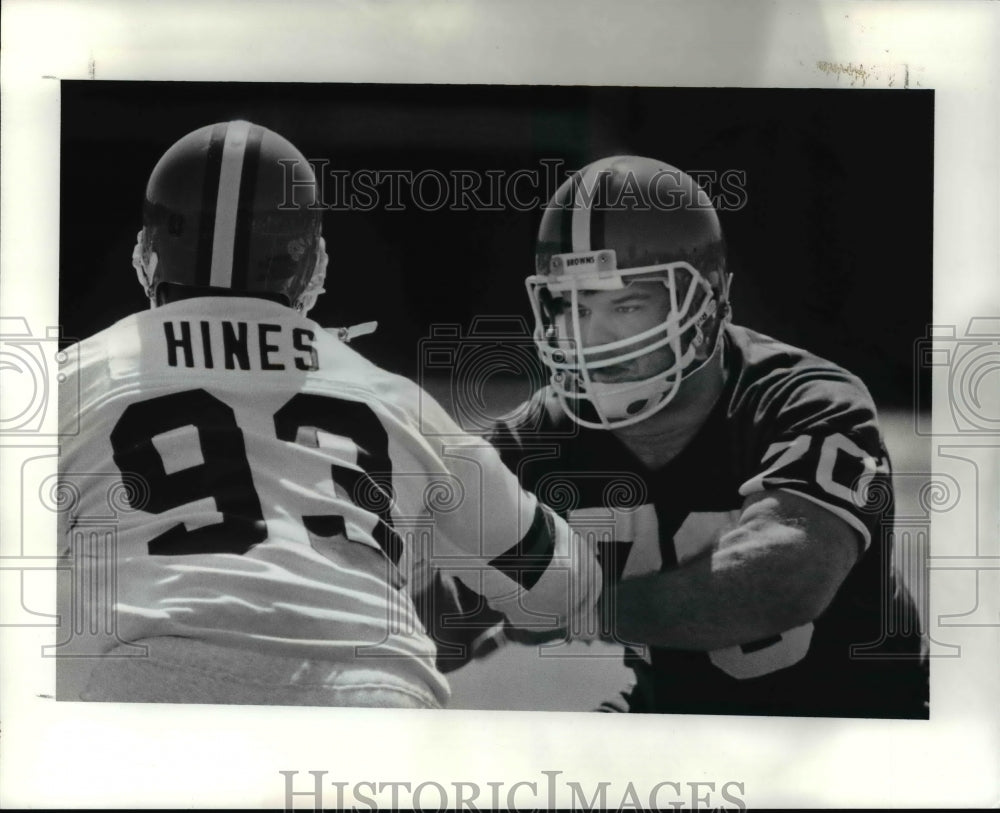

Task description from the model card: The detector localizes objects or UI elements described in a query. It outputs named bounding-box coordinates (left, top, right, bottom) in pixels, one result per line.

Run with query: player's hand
left=562, top=579, right=617, bottom=643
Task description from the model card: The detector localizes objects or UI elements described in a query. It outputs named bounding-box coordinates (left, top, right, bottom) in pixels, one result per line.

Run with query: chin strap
left=584, top=351, right=691, bottom=424
left=568, top=322, right=727, bottom=429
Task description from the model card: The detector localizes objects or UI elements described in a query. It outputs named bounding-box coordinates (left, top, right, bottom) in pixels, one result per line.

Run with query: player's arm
left=408, top=393, right=584, bottom=669
left=400, top=390, right=601, bottom=638
left=608, top=488, right=858, bottom=650
left=606, top=372, right=890, bottom=652
left=429, top=441, right=601, bottom=632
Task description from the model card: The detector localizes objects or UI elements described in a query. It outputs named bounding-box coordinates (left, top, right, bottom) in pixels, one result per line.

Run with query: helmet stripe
left=570, top=168, right=591, bottom=252
left=231, top=123, right=264, bottom=293
left=195, top=123, right=228, bottom=286
left=557, top=170, right=579, bottom=256
left=209, top=120, right=252, bottom=289
left=570, top=157, right=620, bottom=253
left=590, top=185, right=606, bottom=252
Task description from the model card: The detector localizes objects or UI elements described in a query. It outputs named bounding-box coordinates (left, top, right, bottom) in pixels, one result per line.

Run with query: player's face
left=569, top=280, right=676, bottom=383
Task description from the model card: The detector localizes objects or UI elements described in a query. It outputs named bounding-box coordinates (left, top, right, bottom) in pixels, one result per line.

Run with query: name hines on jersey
left=162, top=320, right=319, bottom=371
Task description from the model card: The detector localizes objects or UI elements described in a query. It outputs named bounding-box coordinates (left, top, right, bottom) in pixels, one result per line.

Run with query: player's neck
left=611, top=346, right=727, bottom=471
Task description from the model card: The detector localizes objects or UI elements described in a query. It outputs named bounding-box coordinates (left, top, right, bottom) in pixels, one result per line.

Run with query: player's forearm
left=474, top=504, right=603, bottom=631
left=608, top=531, right=844, bottom=651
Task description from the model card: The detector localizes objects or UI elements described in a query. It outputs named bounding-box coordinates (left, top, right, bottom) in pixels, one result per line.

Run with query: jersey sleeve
left=385, top=380, right=602, bottom=634
left=405, top=393, right=569, bottom=671
left=736, top=372, right=892, bottom=552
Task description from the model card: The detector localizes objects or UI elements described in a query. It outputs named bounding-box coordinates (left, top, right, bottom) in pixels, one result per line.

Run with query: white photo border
left=2, top=1, right=997, bottom=808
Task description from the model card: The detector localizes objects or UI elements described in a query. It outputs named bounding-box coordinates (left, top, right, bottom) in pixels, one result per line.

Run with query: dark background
left=60, top=81, right=933, bottom=407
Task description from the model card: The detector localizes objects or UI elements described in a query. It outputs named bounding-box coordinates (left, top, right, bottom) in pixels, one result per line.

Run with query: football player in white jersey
left=56, top=121, right=601, bottom=707
left=422, top=156, right=928, bottom=717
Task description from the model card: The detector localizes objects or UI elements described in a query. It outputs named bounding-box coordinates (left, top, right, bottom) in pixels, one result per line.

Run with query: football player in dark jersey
left=420, top=155, right=927, bottom=718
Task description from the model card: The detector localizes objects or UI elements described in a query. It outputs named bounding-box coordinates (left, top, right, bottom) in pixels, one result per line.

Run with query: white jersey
left=58, top=297, right=600, bottom=703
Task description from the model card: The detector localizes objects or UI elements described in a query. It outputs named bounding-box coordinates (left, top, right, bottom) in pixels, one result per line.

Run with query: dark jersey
left=426, top=324, right=927, bottom=718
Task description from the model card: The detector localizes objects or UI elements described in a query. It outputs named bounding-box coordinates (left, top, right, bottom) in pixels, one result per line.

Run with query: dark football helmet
left=526, top=155, right=731, bottom=429
left=132, top=120, right=327, bottom=313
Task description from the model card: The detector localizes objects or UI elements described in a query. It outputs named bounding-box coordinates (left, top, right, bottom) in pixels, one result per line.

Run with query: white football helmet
left=526, top=156, right=731, bottom=429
